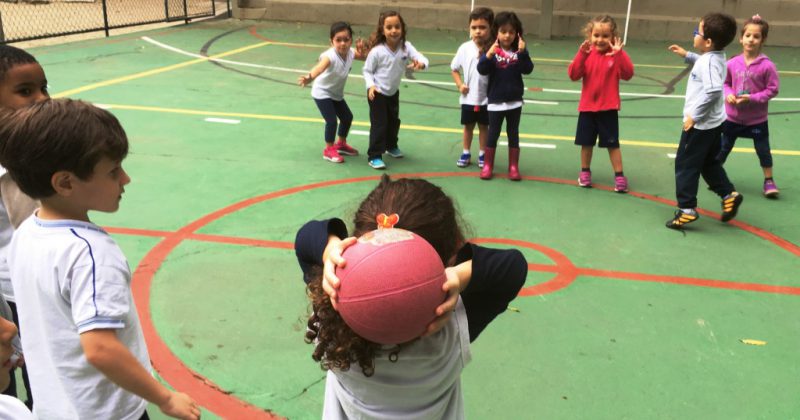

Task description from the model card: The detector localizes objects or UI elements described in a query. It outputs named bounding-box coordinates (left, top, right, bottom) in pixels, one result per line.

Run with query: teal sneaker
left=386, top=147, right=404, bottom=158
left=368, top=157, right=386, bottom=169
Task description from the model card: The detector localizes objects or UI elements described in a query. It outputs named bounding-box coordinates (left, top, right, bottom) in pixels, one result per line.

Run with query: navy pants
left=674, top=125, right=735, bottom=209
left=487, top=107, right=522, bottom=148
left=718, top=120, right=772, bottom=168
left=314, top=98, right=353, bottom=144
left=367, top=91, right=400, bottom=159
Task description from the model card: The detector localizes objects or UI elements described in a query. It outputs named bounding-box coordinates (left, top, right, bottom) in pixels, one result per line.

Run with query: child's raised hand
left=322, top=236, right=358, bottom=310
left=159, top=391, right=201, bottom=420
left=607, top=37, right=624, bottom=55
left=668, top=44, right=687, bottom=58
left=355, top=38, right=368, bottom=59
left=421, top=266, right=461, bottom=337
left=518, top=35, right=526, bottom=51
left=367, top=86, right=379, bottom=101
left=579, top=40, right=591, bottom=53
left=486, top=39, right=499, bottom=58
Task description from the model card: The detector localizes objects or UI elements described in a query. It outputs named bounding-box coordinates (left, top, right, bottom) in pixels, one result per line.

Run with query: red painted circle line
left=127, top=172, right=800, bottom=419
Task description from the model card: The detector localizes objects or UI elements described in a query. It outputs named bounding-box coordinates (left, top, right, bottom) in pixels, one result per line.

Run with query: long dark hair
left=493, top=11, right=523, bottom=51
left=305, top=175, right=466, bottom=376
left=368, top=10, right=407, bottom=49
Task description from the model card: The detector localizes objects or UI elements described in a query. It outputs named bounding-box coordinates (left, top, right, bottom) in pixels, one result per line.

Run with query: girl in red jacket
left=567, top=15, right=634, bottom=192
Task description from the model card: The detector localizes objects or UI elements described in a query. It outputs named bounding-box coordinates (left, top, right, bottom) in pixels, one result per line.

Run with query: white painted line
left=524, top=99, right=559, bottom=106
left=350, top=130, right=370, bottom=136
left=94, top=103, right=112, bottom=109
left=142, top=37, right=800, bottom=102
left=204, top=117, right=241, bottom=124
left=667, top=153, right=676, bottom=158
left=500, top=141, right=556, bottom=149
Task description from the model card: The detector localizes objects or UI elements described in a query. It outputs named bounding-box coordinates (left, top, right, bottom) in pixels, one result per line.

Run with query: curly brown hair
left=305, top=174, right=466, bottom=376
left=582, top=15, right=619, bottom=39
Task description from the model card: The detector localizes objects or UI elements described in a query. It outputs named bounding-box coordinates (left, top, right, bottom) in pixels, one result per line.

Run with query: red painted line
left=104, top=226, right=172, bottom=238
left=129, top=173, right=799, bottom=418
left=577, top=267, right=800, bottom=295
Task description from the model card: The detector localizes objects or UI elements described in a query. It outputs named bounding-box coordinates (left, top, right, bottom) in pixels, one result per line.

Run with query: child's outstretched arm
left=668, top=44, right=699, bottom=64
left=298, top=56, right=332, bottom=87
left=80, top=330, right=200, bottom=420
left=405, top=42, right=429, bottom=71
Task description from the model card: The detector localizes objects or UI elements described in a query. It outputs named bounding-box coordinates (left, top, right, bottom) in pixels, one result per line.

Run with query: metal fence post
left=101, top=0, right=111, bottom=37
left=227, top=0, right=232, bottom=18
left=183, top=0, right=189, bottom=24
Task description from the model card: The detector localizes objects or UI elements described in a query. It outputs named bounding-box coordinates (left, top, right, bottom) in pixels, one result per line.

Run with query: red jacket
left=567, top=48, right=634, bottom=112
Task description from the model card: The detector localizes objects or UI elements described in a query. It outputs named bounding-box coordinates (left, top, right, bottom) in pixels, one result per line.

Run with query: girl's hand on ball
left=323, top=236, right=357, bottom=310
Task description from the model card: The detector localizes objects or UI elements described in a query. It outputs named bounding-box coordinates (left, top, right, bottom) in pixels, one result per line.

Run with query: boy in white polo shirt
left=450, top=7, right=493, bottom=169
left=666, top=13, right=742, bottom=229
left=0, top=99, right=200, bottom=420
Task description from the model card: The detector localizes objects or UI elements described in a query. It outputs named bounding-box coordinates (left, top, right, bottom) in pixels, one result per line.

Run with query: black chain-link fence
left=0, top=0, right=229, bottom=43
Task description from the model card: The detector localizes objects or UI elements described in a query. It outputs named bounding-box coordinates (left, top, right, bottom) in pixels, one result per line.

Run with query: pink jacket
left=724, top=54, right=779, bottom=126
left=568, top=47, right=634, bottom=112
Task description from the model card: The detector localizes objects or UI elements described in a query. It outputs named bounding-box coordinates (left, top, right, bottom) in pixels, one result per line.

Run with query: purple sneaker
left=578, top=170, right=592, bottom=188
left=763, top=179, right=779, bottom=198
left=614, top=175, right=629, bottom=193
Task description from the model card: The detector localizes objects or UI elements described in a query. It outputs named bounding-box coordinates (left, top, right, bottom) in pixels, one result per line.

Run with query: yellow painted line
left=53, top=41, right=272, bottom=98
left=102, top=103, right=800, bottom=156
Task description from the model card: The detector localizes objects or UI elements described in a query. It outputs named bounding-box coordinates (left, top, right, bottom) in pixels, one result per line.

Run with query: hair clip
left=376, top=213, right=399, bottom=229
left=752, top=14, right=762, bottom=22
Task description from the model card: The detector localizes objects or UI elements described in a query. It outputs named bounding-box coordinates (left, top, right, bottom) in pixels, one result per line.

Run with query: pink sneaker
left=614, top=175, right=629, bottom=193
left=335, top=141, right=359, bottom=156
left=323, top=146, right=343, bottom=163
left=578, top=170, right=592, bottom=188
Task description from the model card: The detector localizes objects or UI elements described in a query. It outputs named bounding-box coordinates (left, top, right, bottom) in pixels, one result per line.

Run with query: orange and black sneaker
left=666, top=209, right=698, bottom=229
left=720, top=191, right=743, bottom=222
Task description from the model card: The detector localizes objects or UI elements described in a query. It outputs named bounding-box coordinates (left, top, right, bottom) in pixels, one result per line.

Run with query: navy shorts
left=574, top=110, right=620, bottom=148
left=461, top=104, right=489, bottom=126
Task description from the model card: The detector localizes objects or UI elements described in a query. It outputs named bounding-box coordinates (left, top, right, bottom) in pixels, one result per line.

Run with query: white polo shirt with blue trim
left=8, top=214, right=149, bottom=420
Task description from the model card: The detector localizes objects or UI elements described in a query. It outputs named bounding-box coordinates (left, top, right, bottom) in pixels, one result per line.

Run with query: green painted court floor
left=12, top=17, right=800, bottom=419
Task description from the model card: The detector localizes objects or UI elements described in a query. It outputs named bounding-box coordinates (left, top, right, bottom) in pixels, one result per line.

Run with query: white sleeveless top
left=311, top=47, right=355, bottom=101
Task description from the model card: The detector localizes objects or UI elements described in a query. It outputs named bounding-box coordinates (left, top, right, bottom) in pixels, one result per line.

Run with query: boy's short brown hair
left=469, top=7, right=494, bottom=25
left=0, top=98, right=128, bottom=199
left=702, top=12, right=737, bottom=51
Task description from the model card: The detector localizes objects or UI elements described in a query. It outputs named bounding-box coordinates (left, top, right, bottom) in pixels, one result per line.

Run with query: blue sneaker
left=386, top=147, right=404, bottom=158
left=478, top=153, right=485, bottom=168
left=368, top=157, right=386, bottom=169
left=457, top=152, right=471, bottom=167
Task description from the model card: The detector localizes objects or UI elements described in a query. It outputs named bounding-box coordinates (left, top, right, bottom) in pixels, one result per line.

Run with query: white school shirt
left=363, top=41, right=429, bottom=97
left=311, top=47, right=355, bottom=101
left=322, top=298, right=471, bottom=419
left=0, top=395, right=35, bottom=420
left=450, top=41, right=489, bottom=106
left=9, top=215, right=149, bottom=420
left=683, top=51, right=726, bottom=130
left=0, top=176, right=12, bottom=302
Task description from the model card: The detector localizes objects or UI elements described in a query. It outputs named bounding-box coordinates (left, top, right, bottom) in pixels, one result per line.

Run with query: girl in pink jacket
left=717, top=15, right=780, bottom=197
left=567, top=15, right=634, bottom=193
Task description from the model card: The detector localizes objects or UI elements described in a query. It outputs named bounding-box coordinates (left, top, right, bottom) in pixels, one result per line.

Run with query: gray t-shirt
left=322, top=298, right=471, bottom=419
left=682, top=51, right=726, bottom=130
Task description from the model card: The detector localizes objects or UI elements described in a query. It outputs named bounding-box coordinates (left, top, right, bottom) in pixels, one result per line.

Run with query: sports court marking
left=95, top=102, right=800, bottom=156
left=143, top=35, right=800, bottom=102
left=204, top=117, right=240, bottom=124
left=121, top=172, right=797, bottom=418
